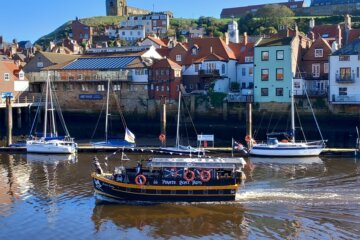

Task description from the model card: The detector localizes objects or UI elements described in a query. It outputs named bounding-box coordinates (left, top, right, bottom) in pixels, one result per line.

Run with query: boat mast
left=43, top=74, right=50, bottom=138
left=291, top=76, right=295, bottom=143
left=175, top=91, right=181, bottom=148
left=105, top=78, right=111, bottom=143
left=49, top=75, right=57, bottom=137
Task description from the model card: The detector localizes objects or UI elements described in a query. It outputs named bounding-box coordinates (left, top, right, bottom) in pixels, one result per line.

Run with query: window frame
left=261, top=88, right=269, bottom=96
left=276, top=68, right=284, bottom=80
left=261, top=69, right=269, bottom=81
left=261, top=51, right=269, bottom=61
left=276, top=50, right=284, bottom=60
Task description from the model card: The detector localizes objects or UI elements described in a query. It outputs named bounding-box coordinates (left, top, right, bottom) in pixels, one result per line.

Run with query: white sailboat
left=160, top=91, right=205, bottom=155
left=249, top=78, right=325, bottom=157
left=92, top=78, right=135, bottom=148
left=26, top=74, right=77, bottom=154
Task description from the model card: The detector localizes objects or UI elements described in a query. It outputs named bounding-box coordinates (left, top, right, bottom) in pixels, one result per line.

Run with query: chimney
left=309, top=18, right=315, bottom=30
left=243, top=32, right=248, bottom=45
left=345, top=14, right=352, bottom=30
left=210, top=46, right=213, bottom=53
left=331, top=41, right=338, bottom=53
left=224, top=32, right=229, bottom=45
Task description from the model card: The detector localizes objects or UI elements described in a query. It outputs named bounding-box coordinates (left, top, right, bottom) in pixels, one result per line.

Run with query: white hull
left=250, top=142, right=324, bottom=157
left=26, top=140, right=77, bottom=154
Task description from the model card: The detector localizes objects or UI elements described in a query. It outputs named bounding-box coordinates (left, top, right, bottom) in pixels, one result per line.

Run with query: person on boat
left=135, top=162, right=142, bottom=175
left=93, top=157, right=103, bottom=175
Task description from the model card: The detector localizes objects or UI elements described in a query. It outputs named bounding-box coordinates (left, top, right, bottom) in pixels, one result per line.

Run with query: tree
left=255, top=5, right=295, bottom=29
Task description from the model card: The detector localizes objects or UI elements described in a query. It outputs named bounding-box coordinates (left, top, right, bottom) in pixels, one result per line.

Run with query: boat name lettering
left=191, top=180, right=203, bottom=185
left=162, top=180, right=177, bottom=185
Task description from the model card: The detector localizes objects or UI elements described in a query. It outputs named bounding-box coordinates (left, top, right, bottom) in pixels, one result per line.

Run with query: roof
left=311, top=0, right=360, bottom=6
left=194, top=53, right=226, bottom=63
left=152, top=58, right=182, bottom=69
left=40, top=51, right=79, bottom=64
left=148, top=157, right=246, bottom=168
left=303, top=37, right=332, bottom=60
left=183, top=37, right=236, bottom=65
left=347, top=29, right=360, bottom=44
left=256, top=37, right=293, bottom=47
left=221, top=1, right=305, bottom=17
left=146, top=36, right=167, bottom=48
left=228, top=42, right=254, bottom=64
left=332, top=38, right=360, bottom=55
left=63, top=56, right=138, bottom=70
left=156, top=48, right=171, bottom=58
left=1, top=60, right=27, bottom=80
left=311, top=25, right=340, bottom=39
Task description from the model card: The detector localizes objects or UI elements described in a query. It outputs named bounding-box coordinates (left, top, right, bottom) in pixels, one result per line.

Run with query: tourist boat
left=248, top=78, right=326, bottom=157
left=26, top=74, right=77, bottom=154
left=160, top=91, right=205, bottom=156
left=91, top=156, right=246, bottom=202
left=91, top=78, right=135, bottom=148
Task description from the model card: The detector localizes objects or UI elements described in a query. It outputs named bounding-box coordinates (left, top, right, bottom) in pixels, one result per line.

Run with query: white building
left=120, top=12, right=171, bottom=35
left=329, top=38, right=360, bottom=104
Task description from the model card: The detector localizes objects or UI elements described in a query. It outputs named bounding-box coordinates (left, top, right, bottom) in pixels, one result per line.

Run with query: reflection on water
left=0, top=153, right=359, bottom=239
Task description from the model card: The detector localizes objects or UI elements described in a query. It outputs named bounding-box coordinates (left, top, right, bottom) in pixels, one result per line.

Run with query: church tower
left=228, top=19, right=239, bottom=44
left=106, top=0, right=127, bottom=16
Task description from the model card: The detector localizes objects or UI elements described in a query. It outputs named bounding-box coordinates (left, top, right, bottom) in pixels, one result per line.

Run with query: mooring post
left=246, top=95, right=253, bottom=149
left=17, top=107, right=22, bottom=129
left=6, top=96, right=13, bottom=146
left=160, top=96, right=166, bottom=146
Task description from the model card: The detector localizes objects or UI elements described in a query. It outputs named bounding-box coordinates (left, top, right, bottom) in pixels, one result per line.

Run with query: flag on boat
left=233, top=141, right=244, bottom=150
left=125, top=128, right=135, bottom=143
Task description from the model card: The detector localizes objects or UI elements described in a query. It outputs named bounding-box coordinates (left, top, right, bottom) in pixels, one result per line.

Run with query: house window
left=249, top=67, right=253, bottom=76
left=175, top=70, right=181, bottom=77
left=222, top=64, right=226, bottom=74
left=245, top=56, right=253, bottom=63
left=192, top=48, right=198, bottom=55
left=77, top=74, right=83, bottom=80
left=261, top=51, right=269, bottom=61
left=156, top=86, right=159, bottom=91
left=64, top=83, right=73, bottom=91
left=51, top=83, right=58, bottom=91
left=194, top=64, right=200, bottom=72
left=340, top=67, right=351, bottom=81
left=276, top=50, right=284, bottom=60
left=97, top=84, right=105, bottom=92
left=339, top=87, right=347, bottom=96
left=312, top=64, right=320, bottom=78
left=37, top=62, right=43, bottom=68
left=150, top=84, right=154, bottom=90
left=276, top=88, right=283, bottom=96
left=81, top=84, right=88, bottom=92
left=339, top=55, right=350, bottom=61
left=113, top=84, right=121, bottom=91
left=19, top=71, right=25, bottom=80
left=4, top=73, right=10, bottom=81
left=324, top=63, right=329, bottom=74
left=176, top=55, right=181, bottom=61
left=261, top=88, right=269, bottom=96
left=261, top=69, right=269, bottom=81
left=315, top=49, right=323, bottom=58
left=276, top=68, right=284, bottom=80
left=161, top=86, right=164, bottom=91
left=242, top=68, right=246, bottom=76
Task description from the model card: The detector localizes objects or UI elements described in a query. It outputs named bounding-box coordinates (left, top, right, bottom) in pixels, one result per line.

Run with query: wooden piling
left=160, top=97, right=166, bottom=146
left=6, top=96, right=13, bottom=146
left=246, top=95, right=253, bottom=148
left=17, top=107, right=22, bottom=129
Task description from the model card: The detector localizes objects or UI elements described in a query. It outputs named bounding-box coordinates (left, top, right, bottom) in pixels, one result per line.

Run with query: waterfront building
left=26, top=46, right=162, bottom=112
left=0, top=59, right=29, bottom=102
left=71, top=18, right=93, bottom=44
left=148, top=58, right=182, bottom=101
left=301, top=37, right=331, bottom=96
left=329, top=38, right=360, bottom=104
left=253, top=36, right=301, bottom=103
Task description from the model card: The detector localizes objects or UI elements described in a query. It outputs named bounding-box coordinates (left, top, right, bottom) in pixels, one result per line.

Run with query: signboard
left=197, top=134, right=214, bottom=141
left=1, top=92, right=14, bottom=99
left=79, top=94, right=103, bottom=100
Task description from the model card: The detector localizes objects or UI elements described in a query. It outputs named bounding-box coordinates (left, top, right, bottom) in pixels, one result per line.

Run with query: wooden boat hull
left=92, top=173, right=238, bottom=202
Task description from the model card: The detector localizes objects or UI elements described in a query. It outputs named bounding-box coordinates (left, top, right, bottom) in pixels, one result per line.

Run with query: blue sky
left=0, top=0, right=311, bottom=43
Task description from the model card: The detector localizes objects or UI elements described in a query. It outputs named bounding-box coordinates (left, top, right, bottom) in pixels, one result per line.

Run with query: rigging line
left=113, top=91, right=127, bottom=130
left=182, top=95, right=198, bottom=136
left=91, top=97, right=106, bottom=140
left=28, top=91, right=44, bottom=137
left=52, top=84, right=70, bottom=136
left=253, top=110, right=265, bottom=139
left=304, top=83, right=325, bottom=142
left=295, top=100, right=307, bottom=142
left=266, top=109, right=274, bottom=134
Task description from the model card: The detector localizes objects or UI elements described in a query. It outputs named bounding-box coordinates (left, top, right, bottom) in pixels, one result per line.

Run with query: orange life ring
left=281, top=139, right=288, bottom=143
left=135, top=174, right=147, bottom=185
left=183, top=170, right=195, bottom=182
left=159, top=133, right=166, bottom=143
left=245, top=135, right=251, bottom=142
left=200, top=170, right=211, bottom=182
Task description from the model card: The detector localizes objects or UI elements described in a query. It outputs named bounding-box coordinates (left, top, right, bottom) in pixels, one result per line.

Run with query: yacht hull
left=250, top=143, right=323, bottom=157
left=26, top=140, right=77, bottom=154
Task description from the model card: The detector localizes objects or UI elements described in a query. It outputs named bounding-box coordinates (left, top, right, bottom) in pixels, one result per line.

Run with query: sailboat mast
left=49, top=76, right=57, bottom=137
left=176, top=91, right=181, bottom=148
left=105, top=78, right=111, bottom=143
left=291, top=77, right=295, bottom=143
left=43, top=74, right=50, bottom=138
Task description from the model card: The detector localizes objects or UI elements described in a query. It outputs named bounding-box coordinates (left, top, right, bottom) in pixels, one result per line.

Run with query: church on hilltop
left=106, top=0, right=150, bottom=16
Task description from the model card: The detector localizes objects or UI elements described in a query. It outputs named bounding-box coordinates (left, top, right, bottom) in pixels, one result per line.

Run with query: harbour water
left=0, top=152, right=359, bottom=239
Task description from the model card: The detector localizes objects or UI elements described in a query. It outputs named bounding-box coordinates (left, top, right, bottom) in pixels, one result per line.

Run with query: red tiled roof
left=156, top=48, right=171, bottom=58
left=151, top=58, right=182, bottom=69
left=228, top=42, right=254, bottom=64
left=311, top=25, right=341, bottom=39
left=147, top=36, right=167, bottom=47
left=348, top=28, right=360, bottom=44
left=1, top=60, right=27, bottom=80
left=221, top=1, right=305, bottom=17
left=194, top=53, right=226, bottom=63
left=183, top=37, right=236, bottom=65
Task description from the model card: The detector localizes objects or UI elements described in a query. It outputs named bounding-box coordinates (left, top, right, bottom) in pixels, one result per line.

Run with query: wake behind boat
left=92, top=155, right=246, bottom=202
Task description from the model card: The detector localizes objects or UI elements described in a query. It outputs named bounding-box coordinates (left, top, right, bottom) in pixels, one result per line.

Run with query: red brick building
left=148, top=58, right=182, bottom=100
left=71, top=18, right=93, bottom=44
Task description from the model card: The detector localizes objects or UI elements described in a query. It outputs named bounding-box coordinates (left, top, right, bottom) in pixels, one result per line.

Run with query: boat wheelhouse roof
left=148, top=157, right=246, bottom=169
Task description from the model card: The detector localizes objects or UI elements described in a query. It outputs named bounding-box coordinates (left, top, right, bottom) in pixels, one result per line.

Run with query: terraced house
left=253, top=36, right=301, bottom=104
